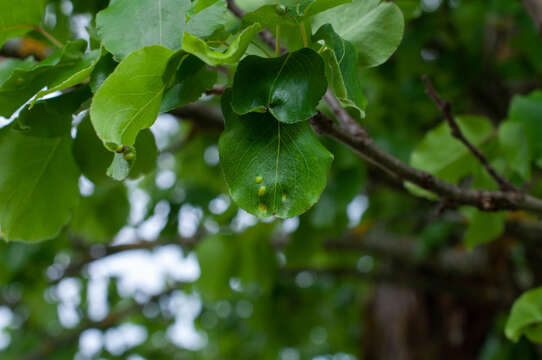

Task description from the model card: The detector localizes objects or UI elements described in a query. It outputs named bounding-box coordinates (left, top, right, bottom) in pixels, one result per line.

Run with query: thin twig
left=422, top=75, right=519, bottom=193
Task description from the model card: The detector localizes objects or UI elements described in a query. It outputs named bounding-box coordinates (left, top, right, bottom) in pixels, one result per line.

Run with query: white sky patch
left=78, top=328, right=103, bottom=358
left=178, top=204, right=203, bottom=238
left=151, top=114, right=180, bottom=151
left=56, top=278, right=82, bottom=328
left=347, top=195, right=369, bottom=228
left=104, top=323, right=147, bottom=356
left=0, top=307, right=13, bottom=350
left=166, top=291, right=206, bottom=350
left=137, top=200, right=170, bottom=241
left=231, top=209, right=258, bottom=233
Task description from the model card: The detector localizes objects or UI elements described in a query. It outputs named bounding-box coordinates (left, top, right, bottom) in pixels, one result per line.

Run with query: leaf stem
left=275, top=25, right=281, bottom=56
left=299, top=21, right=308, bottom=47
left=33, top=26, right=64, bottom=48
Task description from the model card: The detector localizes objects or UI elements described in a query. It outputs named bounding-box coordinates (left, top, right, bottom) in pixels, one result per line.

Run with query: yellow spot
left=282, top=193, right=287, bottom=201
left=255, top=176, right=263, bottom=184
left=258, top=203, right=267, bottom=214
left=258, top=186, right=266, bottom=197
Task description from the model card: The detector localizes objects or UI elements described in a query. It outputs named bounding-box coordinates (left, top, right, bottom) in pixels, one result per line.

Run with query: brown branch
left=523, top=0, right=542, bottom=33
left=423, top=76, right=518, bottom=192
left=309, top=111, right=542, bottom=214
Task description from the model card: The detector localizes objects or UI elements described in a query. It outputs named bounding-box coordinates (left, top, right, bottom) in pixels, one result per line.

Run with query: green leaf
left=185, top=0, right=232, bottom=39
left=232, top=48, right=327, bottom=124
left=461, top=208, right=506, bottom=249
left=499, top=121, right=531, bottom=181
left=31, top=48, right=102, bottom=106
left=243, top=0, right=351, bottom=29
left=508, top=91, right=542, bottom=166
left=312, top=0, right=404, bottom=67
left=0, top=91, right=87, bottom=242
left=90, top=45, right=174, bottom=149
left=181, top=23, right=262, bottom=66
left=506, top=287, right=542, bottom=343
left=96, top=0, right=191, bottom=60
left=160, top=55, right=218, bottom=113
left=0, top=0, right=45, bottom=48
left=219, top=89, right=333, bottom=218
left=106, top=129, right=157, bottom=181
left=71, top=184, right=130, bottom=242
left=0, top=40, right=90, bottom=118
left=312, top=24, right=367, bottom=117
left=408, top=116, right=495, bottom=198
left=187, top=0, right=220, bottom=18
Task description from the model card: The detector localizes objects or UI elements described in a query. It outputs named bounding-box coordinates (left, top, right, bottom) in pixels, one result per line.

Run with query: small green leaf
left=187, top=0, right=220, bottom=19
left=313, top=24, right=367, bottom=118
left=312, top=0, right=404, bottom=67
left=107, top=153, right=134, bottom=181
left=506, top=287, right=542, bottom=343
left=499, top=121, right=531, bottom=181
left=0, top=0, right=45, bottom=48
left=232, top=48, right=327, bottom=124
left=219, top=89, right=333, bottom=218
left=160, top=55, right=218, bottom=113
left=508, top=91, right=542, bottom=166
left=181, top=23, right=262, bottom=66
left=96, top=0, right=191, bottom=60
left=90, top=45, right=174, bottom=149
left=0, top=40, right=90, bottom=118
left=408, top=116, right=495, bottom=198
left=461, top=208, right=506, bottom=249
left=0, top=91, right=88, bottom=242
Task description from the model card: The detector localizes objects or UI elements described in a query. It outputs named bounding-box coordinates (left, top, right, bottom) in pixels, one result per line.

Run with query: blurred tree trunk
left=363, top=283, right=496, bottom=360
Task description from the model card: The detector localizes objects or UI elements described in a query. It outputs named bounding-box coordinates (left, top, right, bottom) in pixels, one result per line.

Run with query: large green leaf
left=0, top=0, right=45, bottom=48
left=312, top=24, right=367, bottom=117
left=96, top=0, right=191, bottom=60
left=0, top=90, right=89, bottom=242
left=506, top=287, right=542, bottom=343
left=0, top=40, right=93, bottom=118
left=160, top=55, right=217, bottom=113
left=219, top=89, right=333, bottom=218
left=187, top=0, right=220, bottom=18
left=312, top=0, right=404, bottom=67
left=90, top=45, right=174, bottom=149
left=232, top=48, right=327, bottom=124
left=181, top=23, right=262, bottom=66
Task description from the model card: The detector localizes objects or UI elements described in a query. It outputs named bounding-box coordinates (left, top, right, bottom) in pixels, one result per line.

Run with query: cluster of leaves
left=0, top=0, right=404, bottom=242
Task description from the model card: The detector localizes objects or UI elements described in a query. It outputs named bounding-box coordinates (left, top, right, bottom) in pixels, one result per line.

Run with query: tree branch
left=422, top=76, right=518, bottom=192
left=309, top=111, right=542, bottom=214
left=523, top=0, right=542, bottom=33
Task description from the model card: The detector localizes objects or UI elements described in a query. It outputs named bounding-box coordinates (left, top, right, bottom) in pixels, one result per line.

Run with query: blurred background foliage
left=2, top=0, right=542, bottom=359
